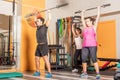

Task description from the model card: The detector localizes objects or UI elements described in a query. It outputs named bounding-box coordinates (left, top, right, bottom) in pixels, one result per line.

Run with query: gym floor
left=1, top=70, right=114, bottom=80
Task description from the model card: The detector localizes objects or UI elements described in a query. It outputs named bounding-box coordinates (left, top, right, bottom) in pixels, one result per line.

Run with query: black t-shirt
left=36, top=24, right=48, bottom=43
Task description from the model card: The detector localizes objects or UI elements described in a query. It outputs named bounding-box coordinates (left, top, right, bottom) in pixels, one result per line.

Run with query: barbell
left=75, top=3, right=111, bottom=14
left=25, top=3, right=69, bottom=18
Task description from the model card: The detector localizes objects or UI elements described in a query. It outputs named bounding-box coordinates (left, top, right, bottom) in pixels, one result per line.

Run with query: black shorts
left=35, top=44, right=48, bottom=57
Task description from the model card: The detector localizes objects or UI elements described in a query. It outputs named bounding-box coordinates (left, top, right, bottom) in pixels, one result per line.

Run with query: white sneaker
left=80, top=73, right=88, bottom=79
left=72, top=69, right=78, bottom=72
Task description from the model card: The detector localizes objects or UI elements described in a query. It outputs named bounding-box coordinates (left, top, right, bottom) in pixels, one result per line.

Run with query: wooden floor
left=1, top=70, right=114, bottom=80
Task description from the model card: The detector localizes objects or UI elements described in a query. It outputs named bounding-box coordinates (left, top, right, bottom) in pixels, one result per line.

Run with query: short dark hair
left=37, top=17, right=45, bottom=24
left=76, top=27, right=82, bottom=34
left=85, top=17, right=95, bottom=25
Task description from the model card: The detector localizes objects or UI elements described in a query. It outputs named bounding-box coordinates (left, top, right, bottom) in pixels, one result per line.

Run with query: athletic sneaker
left=45, top=73, right=52, bottom=78
left=72, top=69, right=78, bottom=73
left=33, top=71, right=40, bottom=76
left=96, top=74, right=101, bottom=79
left=80, top=73, right=88, bottom=78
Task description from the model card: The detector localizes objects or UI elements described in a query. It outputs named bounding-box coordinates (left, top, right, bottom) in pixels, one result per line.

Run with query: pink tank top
left=83, top=27, right=97, bottom=47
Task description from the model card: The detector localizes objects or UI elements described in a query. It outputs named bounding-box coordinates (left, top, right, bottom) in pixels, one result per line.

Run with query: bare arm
left=81, top=10, right=86, bottom=28
left=72, top=23, right=78, bottom=37
left=80, top=33, right=83, bottom=39
left=33, top=9, right=39, bottom=26
left=45, top=10, right=51, bottom=27
left=94, top=6, right=101, bottom=30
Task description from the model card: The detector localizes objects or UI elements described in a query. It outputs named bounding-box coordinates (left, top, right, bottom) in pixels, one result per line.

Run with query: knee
left=35, top=57, right=40, bottom=62
left=82, top=58, right=87, bottom=63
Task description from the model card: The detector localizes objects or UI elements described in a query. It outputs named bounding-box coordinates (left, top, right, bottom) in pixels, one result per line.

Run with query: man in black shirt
left=33, top=10, right=52, bottom=78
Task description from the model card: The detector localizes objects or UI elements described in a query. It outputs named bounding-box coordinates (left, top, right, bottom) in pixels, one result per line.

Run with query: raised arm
left=94, top=6, right=101, bottom=29
left=72, top=23, right=78, bottom=37
left=45, top=10, right=51, bottom=27
left=33, top=9, right=39, bottom=26
left=81, top=10, right=86, bottom=28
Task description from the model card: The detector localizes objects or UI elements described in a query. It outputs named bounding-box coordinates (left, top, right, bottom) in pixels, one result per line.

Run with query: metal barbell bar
left=75, top=3, right=111, bottom=14
left=25, top=3, right=69, bottom=18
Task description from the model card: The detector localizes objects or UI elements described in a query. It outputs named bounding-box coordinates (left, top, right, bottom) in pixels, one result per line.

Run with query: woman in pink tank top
left=80, top=6, right=101, bottom=79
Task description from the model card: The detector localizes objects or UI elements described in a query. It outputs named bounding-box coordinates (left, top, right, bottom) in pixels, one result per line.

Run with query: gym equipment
left=114, top=63, right=120, bottom=80
left=98, top=58, right=120, bottom=71
left=0, top=33, right=5, bottom=65
left=56, top=17, right=74, bottom=70
left=58, top=19, right=63, bottom=38
left=117, top=63, right=120, bottom=68
left=0, top=0, right=23, bottom=79
left=67, top=54, right=71, bottom=67
left=7, top=16, right=11, bottom=65
left=88, top=58, right=120, bottom=71
left=72, top=16, right=82, bottom=28
left=48, top=45, right=66, bottom=70
left=87, top=66, right=95, bottom=71
left=66, top=17, right=72, bottom=37
left=0, top=72, right=23, bottom=79
left=25, top=3, right=69, bottom=18
left=48, top=45, right=72, bottom=70
left=98, top=58, right=120, bottom=62
left=75, top=4, right=111, bottom=14
left=72, top=16, right=81, bottom=23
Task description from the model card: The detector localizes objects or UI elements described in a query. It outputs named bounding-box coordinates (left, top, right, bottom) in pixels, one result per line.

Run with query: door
left=97, top=20, right=116, bottom=66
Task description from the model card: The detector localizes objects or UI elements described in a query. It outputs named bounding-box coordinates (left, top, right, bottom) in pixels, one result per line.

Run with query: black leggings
left=82, top=46, right=97, bottom=63
left=74, top=49, right=82, bottom=69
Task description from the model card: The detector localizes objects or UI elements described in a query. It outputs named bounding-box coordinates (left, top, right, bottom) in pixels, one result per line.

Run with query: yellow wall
left=20, top=0, right=45, bottom=72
